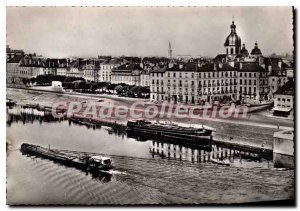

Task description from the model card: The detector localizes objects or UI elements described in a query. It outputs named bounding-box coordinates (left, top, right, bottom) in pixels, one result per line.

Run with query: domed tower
left=224, top=21, right=241, bottom=58
left=251, top=41, right=262, bottom=56
left=240, top=43, right=249, bottom=57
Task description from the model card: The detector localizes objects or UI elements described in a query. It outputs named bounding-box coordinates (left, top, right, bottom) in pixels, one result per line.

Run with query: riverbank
left=6, top=87, right=293, bottom=152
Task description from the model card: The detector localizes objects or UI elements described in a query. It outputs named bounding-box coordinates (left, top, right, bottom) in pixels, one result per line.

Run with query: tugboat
left=127, top=120, right=215, bottom=146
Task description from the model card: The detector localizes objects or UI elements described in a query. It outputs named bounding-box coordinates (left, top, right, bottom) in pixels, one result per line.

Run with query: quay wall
left=273, top=130, right=294, bottom=168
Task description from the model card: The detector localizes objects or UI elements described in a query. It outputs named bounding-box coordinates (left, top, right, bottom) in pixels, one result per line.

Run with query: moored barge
left=20, top=143, right=112, bottom=171
left=127, top=120, right=215, bottom=146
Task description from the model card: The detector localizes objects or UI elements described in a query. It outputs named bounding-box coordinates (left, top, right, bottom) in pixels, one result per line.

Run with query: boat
left=210, top=158, right=230, bottom=166
left=6, top=99, right=15, bottom=107
left=20, top=143, right=112, bottom=171
left=69, top=117, right=102, bottom=128
left=126, top=119, right=215, bottom=146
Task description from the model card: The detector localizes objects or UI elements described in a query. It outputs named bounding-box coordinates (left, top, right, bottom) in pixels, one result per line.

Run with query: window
left=231, top=48, right=233, bottom=54
left=240, top=73, right=242, bottom=77
left=191, top=73, right=194, bottom=78
left=240, top=79, right=242, bottom=84
left=173, top=73, right=176, bottom=77
left=254, top=80, right=256, bottom=85
left=249, top=80, right=252, bottom=85
left=278, top=98, right=281, bottom=101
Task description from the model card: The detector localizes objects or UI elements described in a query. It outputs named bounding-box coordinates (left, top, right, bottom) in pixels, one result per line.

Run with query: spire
left=168, top=41, right=172, bottom=60
left=230, top=20, right=236, bottom=34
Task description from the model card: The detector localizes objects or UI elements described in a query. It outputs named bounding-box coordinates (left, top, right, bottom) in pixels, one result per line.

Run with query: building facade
left=99, top=59, right=121, bottom=82
left=273, top=79, right=294, bottom=118
left=111, top=63, right=142, bottom=86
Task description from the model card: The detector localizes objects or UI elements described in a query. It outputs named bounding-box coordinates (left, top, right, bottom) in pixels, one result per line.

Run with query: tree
left=107, top=83, right=117, bottom=94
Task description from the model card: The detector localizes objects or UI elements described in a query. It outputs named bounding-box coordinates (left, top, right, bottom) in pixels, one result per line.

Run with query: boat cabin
left=89, top=155, right=112, bottom=168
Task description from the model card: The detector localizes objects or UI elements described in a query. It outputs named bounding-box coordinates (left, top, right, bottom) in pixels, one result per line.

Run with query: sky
left=6, top=7, right=293, bottom=58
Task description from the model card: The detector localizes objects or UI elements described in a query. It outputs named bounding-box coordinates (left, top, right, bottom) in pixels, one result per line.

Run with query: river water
left=6, top=105, right=276, bottom=205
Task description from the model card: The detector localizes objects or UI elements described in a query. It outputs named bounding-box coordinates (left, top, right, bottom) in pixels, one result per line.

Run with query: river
left=7, top=105, right=293, bottom=205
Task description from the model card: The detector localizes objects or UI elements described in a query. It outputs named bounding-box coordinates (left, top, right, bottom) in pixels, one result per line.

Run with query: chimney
left=218, top=63, right=223, bottom=69
left=229, top=61, right=235, bottom=67
left=168, top=63, right=174, bottom=68
left=278, top=60, right=282, bottom=69
left=179, top=64, right=183, bottom=69
left=268, top=65, right=272, bottom=74
left=239, top=62, right=243, bottom=70
left=213, top=63, right=217, bottom=71
left=197, top=62, right=201, bottom=68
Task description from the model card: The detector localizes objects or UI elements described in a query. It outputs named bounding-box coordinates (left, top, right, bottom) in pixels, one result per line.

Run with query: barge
left=20, top=143, right=112, bottom=171
left=127, top=120, right=215, bottom=147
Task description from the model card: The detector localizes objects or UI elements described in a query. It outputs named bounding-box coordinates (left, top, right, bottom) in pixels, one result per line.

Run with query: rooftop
left=275, top=79, right=294, bottom=95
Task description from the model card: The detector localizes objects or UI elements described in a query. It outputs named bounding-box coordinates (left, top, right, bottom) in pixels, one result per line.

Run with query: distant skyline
left=7, top=7, right=293, bottom=58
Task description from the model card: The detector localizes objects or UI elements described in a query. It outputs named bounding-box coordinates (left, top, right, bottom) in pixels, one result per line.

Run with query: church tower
left=224, top=20, right=241, bottom=59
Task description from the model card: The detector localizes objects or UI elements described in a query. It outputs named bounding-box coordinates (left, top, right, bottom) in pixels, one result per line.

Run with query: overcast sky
left=7, top=7, right=293, bottom=58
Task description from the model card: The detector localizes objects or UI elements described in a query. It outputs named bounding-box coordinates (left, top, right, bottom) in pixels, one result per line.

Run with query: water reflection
left=6, top=105, right=64, bottom=126
left=150, top=140, right=272, bottom=168
left=7, top=105, right=272, bottom=169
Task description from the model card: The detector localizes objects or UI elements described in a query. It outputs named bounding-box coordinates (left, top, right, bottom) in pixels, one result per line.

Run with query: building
left=237, top=62, right=269, bottom=102
left=150, top=66, right=166, bottom=102
left=56, top=59, right=68, bottom=76
left=6, top=54, right=23, bottom=83
left=82, top=60, right=101, bottom=82
left=149, top=20, right=271, bottom=105
left=140, top=70, right=150, bottom=87
left=6, top=45, right=24, bottom=61
left=66, top=59, right=85, bottom=79
left=18, top=55, right=44, bottom=79
left=272, top=79, right=294, bottom=118
left=99, top=58, right=121, bottom=82
left=111, top=63, right=143, bottom=85
left=263, top=57, right=288, bottom=97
